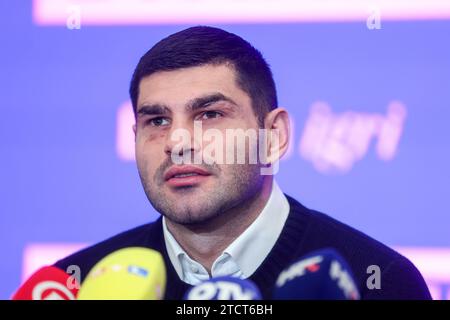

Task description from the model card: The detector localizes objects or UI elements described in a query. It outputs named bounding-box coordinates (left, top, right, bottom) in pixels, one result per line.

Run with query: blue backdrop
left=1, top=1, right=449, bottom=299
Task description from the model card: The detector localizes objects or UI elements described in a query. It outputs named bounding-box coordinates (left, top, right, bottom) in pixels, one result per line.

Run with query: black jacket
left=55, top=195, right=431, bottom=299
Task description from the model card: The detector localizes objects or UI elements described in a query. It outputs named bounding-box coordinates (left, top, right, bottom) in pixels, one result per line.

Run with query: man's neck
left=165, top=179, right=273, bottom=274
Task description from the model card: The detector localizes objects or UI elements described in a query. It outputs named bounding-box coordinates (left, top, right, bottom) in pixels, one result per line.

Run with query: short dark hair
left=129, top=26, right=277, bottom=126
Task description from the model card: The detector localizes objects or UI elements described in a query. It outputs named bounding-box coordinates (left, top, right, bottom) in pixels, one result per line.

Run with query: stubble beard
left=138, top=161, right=264, bottom=226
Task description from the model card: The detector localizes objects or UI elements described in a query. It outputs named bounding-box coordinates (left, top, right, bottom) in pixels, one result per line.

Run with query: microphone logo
left=187, top=280, right=260, bottom=300
left=32, top=281, right=77, bottom=300
left=127, top=265, right=149, bottom=278
left=329, top=260, right=360, bottom=300
left=276, top=255, right=323, bottom=287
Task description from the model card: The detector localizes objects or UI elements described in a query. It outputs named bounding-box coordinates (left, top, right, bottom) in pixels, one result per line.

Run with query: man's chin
left=164, top=211, right=218, bottom=226
left=161, top=201, right=222, bottom=225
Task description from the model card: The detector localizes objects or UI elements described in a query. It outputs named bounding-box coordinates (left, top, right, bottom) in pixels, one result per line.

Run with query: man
left=55, top=26, right=431, bottom=299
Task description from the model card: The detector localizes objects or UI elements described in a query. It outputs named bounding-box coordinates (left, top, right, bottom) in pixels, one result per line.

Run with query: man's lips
left=164, top=165, right=211, bottom=187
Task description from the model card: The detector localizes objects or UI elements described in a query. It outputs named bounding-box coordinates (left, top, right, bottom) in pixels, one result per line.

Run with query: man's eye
left=147, top=117, right=170, bottom=127
left=200, top=111, right=222, bottom=120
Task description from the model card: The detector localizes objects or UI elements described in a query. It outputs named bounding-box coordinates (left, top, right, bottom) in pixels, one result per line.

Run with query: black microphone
left=273, top=248, right=360, bottom=300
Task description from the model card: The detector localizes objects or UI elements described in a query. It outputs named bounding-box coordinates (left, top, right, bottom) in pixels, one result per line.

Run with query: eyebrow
left=137, top=104, right=171, bottom=117
left=187, top=92, right=238, bottom=111
left=136, top=92, right=238, bottom=117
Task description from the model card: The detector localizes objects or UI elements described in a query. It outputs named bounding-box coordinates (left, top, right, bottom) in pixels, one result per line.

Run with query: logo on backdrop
left=299, top=100, right=407, bottom=174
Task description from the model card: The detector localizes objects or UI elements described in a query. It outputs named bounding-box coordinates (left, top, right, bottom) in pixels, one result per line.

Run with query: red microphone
left=12, top=266, right=79, bottom=300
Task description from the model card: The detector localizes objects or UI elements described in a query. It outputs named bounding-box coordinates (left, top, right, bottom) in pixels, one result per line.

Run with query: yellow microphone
left=77, top=247, right=166, bottom=300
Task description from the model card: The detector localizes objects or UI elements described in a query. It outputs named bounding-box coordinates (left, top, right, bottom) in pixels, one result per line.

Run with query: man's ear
left=132, top=124, right=137, bottom=142
left=263, top=108, right=290, bottom=163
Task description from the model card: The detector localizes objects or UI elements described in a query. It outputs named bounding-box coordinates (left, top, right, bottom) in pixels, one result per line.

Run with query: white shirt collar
left=162, top=180, right=290, bottom=285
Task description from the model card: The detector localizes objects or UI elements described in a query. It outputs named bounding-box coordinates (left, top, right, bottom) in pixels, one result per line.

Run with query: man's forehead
left=140, top=64, right=236, bottom=91
left=136, top=64, right=249, bottom=111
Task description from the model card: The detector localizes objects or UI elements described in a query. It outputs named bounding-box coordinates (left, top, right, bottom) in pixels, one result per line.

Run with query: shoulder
left=285, top=194, right=431, bottom=299
left=54, top=218, right=163, bottom=282
left=286, top=193, right=407, bottom=263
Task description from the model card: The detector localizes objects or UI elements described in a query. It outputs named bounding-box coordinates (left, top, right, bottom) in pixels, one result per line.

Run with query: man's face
left=134, top=64, right=265, bottom=225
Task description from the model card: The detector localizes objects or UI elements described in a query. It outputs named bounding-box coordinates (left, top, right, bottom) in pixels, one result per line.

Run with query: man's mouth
left=172, top=172, right=200, bottom=178
left=164, top=165, right=211, bottom=187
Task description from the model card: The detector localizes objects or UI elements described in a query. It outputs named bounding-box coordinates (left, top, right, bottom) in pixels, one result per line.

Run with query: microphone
left=77, top=247, right=166, bottom=300
left=273, top=248, right=360, bottom=300
left=12, top=266, right=79, bottom=300
left=184, top=276, right=262, bottom=300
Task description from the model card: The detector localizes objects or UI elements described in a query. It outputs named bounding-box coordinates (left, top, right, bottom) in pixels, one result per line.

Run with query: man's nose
left=164, top=120, right=201, bottom=158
